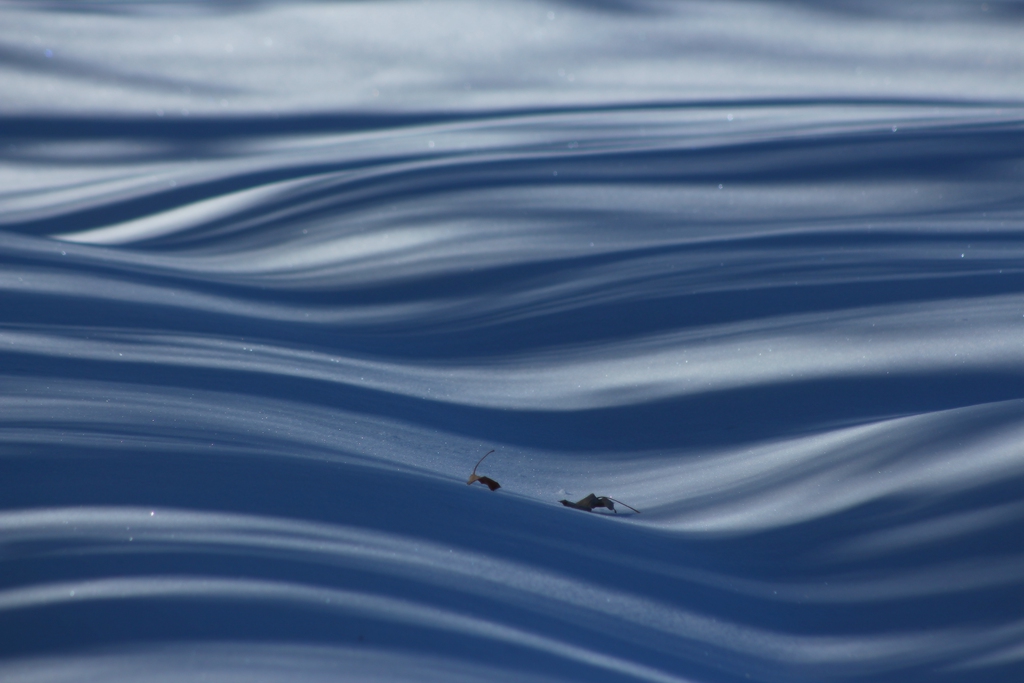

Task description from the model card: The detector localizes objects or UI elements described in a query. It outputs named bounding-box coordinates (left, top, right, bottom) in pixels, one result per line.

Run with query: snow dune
left=1, top=2, right=1022, bottom=682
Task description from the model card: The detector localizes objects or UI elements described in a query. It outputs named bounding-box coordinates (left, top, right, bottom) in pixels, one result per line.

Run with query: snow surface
left=1, top=1, right=1023, bottom=681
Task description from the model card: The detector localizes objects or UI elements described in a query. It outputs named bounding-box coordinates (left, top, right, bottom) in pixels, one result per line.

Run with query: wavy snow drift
left=1, top=2, right=1023, bottom=682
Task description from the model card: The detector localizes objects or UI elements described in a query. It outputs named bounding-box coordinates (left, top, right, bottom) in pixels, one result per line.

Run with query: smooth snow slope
left=1, top=1, right=1023, bottom=682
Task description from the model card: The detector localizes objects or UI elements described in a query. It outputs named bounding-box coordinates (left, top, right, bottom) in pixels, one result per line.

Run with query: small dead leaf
left=559, top=493, right=639, bottom=514
left=467, top=449, right=500, bottom=491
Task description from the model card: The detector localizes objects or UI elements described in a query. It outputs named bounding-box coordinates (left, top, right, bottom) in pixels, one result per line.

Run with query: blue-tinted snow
left=1, top=1, right=1023, bottom=682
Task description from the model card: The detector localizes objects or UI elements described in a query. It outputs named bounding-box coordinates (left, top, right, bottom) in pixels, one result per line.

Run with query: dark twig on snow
left=560, top=493, right=640, bottom=514
left=467, top=449, right=501, bottom=491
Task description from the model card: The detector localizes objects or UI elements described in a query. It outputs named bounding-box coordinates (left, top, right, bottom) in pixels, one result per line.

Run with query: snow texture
left=1, top=1, right=1023, bottom=681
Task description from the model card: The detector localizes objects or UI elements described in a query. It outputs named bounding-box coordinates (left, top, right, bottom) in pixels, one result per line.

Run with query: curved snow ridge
left=2, top=507, right=1021, bottom=682
left=5, top=634, right=1018, bottom=683
left=1, top=374, right=1023, bottom=538
left=1, top=291, right=1023, bottom=411
left=604, top=399, right=1024, bottom=532
left=0, top=643, right=566, bottom=683
left=24, top=104, right=1021, bottom=257
left=0, top=577, right=694, bottom=683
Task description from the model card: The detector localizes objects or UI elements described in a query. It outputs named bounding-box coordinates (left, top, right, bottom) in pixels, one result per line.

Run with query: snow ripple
left=2, top=2, right=1023, bottom=682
